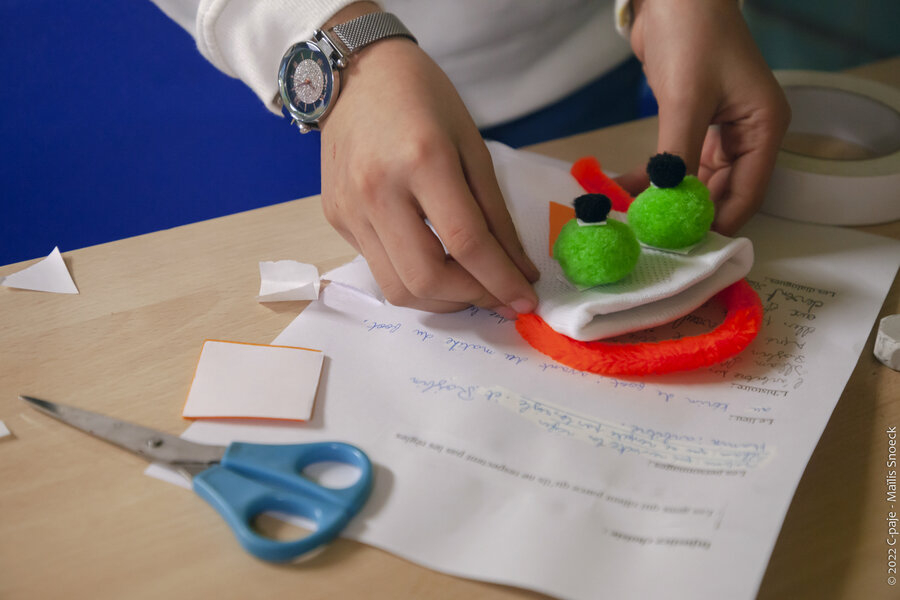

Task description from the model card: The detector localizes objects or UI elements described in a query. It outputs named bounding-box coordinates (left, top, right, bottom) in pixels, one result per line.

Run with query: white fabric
left=149, top=0, right=631, bottom=127
left=545, top=233, right=754, bottom=341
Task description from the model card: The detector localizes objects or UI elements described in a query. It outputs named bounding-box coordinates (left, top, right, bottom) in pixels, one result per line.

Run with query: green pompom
left=553, top=218, right=640, bottom=286
left=627, top=175, right=714, bottom=249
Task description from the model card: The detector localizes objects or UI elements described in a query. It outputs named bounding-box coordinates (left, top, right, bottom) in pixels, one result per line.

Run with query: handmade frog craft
left=517, top=152, right=761, bottom=377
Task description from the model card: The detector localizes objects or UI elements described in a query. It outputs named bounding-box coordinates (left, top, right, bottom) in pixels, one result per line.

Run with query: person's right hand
left=319, top=27, right=539, bottom=318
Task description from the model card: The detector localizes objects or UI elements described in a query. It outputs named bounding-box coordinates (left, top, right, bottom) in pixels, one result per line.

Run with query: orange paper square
left=548, top=201, right=575, bottom=257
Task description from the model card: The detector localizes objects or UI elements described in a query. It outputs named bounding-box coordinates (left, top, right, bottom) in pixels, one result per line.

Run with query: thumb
left=613, top=164, right=649, bottom=197
left=655, top=98, right=716, bottom=175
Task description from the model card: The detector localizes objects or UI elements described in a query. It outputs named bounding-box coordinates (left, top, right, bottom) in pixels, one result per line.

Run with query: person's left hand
left=622, top=0, right=791, bottom=235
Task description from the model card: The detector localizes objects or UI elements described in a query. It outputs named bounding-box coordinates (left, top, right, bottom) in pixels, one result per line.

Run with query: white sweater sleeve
left=150, top=1, right=631, bottom=127
left=149, top=0, right=360, bottom=116
left=614, top=0, right=745, bottom=37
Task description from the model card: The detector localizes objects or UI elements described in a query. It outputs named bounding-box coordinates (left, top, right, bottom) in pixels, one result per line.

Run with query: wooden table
left=2, top=59, right=898, bottom=600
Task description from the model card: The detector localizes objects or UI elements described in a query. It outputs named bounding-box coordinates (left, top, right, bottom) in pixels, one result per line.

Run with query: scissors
left=20, top=395, right=373, bottom=563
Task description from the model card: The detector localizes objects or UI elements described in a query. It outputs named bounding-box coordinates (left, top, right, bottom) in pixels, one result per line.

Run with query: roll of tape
left=760, top=70, right=900, bottom=226
left=875, top=314, right=900, bottom=371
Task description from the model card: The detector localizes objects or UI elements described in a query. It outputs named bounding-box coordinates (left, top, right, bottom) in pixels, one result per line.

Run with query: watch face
left=278, top=41, right=336, bottom=124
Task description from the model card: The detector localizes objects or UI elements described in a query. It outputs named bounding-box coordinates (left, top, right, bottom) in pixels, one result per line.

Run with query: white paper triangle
left=0, top=247, right=78, bottom=294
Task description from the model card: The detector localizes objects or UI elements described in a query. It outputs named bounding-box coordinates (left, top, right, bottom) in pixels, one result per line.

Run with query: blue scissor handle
left=191, top=441, right=373, bottom=563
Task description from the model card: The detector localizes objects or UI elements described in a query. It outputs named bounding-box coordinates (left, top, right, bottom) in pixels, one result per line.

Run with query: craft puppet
left=518, top=153, right=762, bottom=377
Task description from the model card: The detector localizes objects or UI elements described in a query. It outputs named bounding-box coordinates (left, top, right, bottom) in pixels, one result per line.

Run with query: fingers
left=698, top=125, right=725, bottom=183
left=709, top=121, right=784, bottom=235
left=322, top=183, right=481, bottom=313
left=655, top=93, right=717, bottom=175
left=458, top=138, right=541, bottom=283
left=618, top=85, right=715, bottom=205
left=409, top=146, right=539, bottom=315
left=353, top=220, right=474, bottom=314
left=326, top=190, right=475, bottom=313
left=364, top=183, right=505, bottom=309
left=699, top=96, right=790, bottom=235
left=325, top=185, right=505, bottom=314
left=325, top=146, right=535, bottom=316
left=698, top=126, right=732, bottom=207
left=648, top=97, right=786, bottom=236
left=613, top=165, right=649, bottom=197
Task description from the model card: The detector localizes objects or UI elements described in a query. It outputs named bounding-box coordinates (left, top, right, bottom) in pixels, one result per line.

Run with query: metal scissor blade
left=20, top=395, right=226, bottom=471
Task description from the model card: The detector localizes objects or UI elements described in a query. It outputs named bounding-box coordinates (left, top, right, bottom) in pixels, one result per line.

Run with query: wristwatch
left=277, top=12, right=416, bottom=133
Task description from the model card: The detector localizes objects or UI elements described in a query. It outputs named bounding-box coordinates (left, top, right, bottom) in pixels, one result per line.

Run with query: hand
left=626, top=0, right=791, bottom=235
left=319, top=11, right=539, bottom=317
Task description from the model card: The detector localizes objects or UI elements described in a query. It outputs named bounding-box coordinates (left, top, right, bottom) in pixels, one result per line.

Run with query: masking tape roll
left=760, top=70, right=900, bottom=226
left=875, top=314, right=900, bottom=371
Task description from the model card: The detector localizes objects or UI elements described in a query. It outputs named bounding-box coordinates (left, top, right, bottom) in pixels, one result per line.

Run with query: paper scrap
left=257, top=260, right=320, bottom=302
left=0, top=420, right=9, bottom=438
left=0, top=247, right=78, bottom=294
left=875, top=314, right=900, bottom=370
left=182, top=340, right=324, bottom=421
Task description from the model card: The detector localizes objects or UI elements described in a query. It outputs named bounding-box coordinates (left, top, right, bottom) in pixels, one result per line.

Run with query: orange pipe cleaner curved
left=570, top=156, right=634, bottom=212
left=516, top=279, right=763, bottom=376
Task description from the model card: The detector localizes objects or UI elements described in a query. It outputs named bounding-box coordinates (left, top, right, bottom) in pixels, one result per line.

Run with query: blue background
left=2, top=1, right=321, bottom=266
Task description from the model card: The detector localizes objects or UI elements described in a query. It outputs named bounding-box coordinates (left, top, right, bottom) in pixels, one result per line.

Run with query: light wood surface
left=1, top=58, right=898, bottom=600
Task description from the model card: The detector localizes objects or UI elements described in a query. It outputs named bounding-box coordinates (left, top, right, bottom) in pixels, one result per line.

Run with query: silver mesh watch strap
left=330, top=12, right=416, bottom=53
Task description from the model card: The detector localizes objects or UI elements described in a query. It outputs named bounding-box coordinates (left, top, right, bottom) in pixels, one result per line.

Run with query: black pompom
left=573, top=194, right=612, bottom=223
left=646, top=153, right=686, bottom=188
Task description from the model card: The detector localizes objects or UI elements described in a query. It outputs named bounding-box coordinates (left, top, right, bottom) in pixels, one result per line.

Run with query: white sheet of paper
left=322, top=255, right=384, bottom=304
left=148, top=147, right=900, bottom=599
left=0, top=247, right=78, bottom=294
left=0, top=420, right=10, bottom=438
left=257, top=260, right=320, bottom=302
left=181, top=340, right=324, bottom=421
